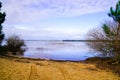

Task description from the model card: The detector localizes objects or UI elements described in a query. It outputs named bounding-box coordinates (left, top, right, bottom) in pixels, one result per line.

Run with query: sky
left=1, top=0, right=118, bottom=40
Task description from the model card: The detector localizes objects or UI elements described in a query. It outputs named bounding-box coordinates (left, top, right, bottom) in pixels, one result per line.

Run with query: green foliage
left=5, top=35, right=27, bottom=55
left=102, top=24, right=115, bottom=38
left=102, top=24, right=111, bottom=37
left=108, top=1, right=120, bottom=22
left=0, top=2, right=6, bottom=46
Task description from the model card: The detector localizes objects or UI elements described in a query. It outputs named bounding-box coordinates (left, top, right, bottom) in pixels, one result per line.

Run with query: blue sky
left=1, top=0, right=118, bottom=40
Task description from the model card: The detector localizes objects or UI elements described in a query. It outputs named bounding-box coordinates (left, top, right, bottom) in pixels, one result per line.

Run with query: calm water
left=24, top=40, right=96, bottom=61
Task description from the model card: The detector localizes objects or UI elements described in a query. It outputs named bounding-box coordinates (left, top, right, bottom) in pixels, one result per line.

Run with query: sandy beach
left=0, top=55, right=120, bottom=80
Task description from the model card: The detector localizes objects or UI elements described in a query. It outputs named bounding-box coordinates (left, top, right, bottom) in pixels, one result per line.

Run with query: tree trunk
left=116, top=22, right=120, bottom=62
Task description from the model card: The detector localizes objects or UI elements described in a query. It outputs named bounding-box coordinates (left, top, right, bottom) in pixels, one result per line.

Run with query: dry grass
left=0, top=57, right=31, bottom=80
left=0, top=56, right=120, bottom=80
left=85, top=57, right=120, bottom=77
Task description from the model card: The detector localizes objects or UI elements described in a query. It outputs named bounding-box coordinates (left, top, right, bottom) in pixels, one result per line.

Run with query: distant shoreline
left=24, top=40, right=120, bottom=42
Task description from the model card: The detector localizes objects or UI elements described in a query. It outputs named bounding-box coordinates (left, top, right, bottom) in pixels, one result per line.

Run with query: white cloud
left=1, top=0, right=118, bottom=24
left=3, top=25, right=85, bottom=40
left=1, top=0, right=118, bottom=40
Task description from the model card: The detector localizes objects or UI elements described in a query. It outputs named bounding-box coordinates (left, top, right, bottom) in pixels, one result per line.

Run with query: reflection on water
left=24, top=40, right=96, bottom=61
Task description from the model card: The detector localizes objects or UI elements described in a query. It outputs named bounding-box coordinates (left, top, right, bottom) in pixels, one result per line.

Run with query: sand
left=0, top=56, right=120, bottom=80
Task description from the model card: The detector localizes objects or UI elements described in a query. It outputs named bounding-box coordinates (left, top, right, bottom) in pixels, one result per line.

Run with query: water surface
left=24, top=40, right=96, bottom=61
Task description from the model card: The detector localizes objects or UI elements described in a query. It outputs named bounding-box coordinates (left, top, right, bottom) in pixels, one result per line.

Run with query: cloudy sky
left=1, top=0, right=118, bottom=40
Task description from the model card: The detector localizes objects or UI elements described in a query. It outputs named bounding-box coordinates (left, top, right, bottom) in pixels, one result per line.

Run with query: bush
left=5, top=35, right=27, bottom=55
left=86, top=21, right=119, bottom=59
left=0, top=46, right=7, bottom=54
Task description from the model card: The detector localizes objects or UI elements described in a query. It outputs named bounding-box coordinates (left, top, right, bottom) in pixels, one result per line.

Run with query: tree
left=0, top=2, right=6, bottom=46
left=5, top=35, right=27, bottom=55
left=86, top=1, right=120, bottom=64
left=108, top=1, right=120, bottom=61
left=86, top=21, right=117, bottom=58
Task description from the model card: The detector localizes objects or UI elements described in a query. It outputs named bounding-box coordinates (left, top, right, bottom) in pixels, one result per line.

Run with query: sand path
left=0, top=56, right=120, bottom=80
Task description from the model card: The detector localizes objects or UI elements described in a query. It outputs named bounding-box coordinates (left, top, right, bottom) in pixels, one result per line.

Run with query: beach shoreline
left=0, top=54, right=120, bottom=80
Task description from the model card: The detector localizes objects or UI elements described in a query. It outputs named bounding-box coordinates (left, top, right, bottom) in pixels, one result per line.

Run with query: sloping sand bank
left=0, top=56, right=120, bottom=80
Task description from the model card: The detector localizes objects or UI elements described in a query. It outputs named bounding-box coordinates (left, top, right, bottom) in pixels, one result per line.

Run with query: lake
left=24, top=40, right=96, bottom=61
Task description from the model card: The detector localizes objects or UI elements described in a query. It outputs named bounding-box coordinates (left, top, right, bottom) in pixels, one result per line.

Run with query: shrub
left=0, top=46, right=7, bottom=54
left=5, top=35, right=27, bottom=55
left=86, top=21, right=119, bottom=59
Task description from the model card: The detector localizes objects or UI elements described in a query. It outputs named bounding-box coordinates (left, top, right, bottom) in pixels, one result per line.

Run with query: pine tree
left=0, top=2, right=6, bottom=46
left=108, top=1, right=120, bottom=62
